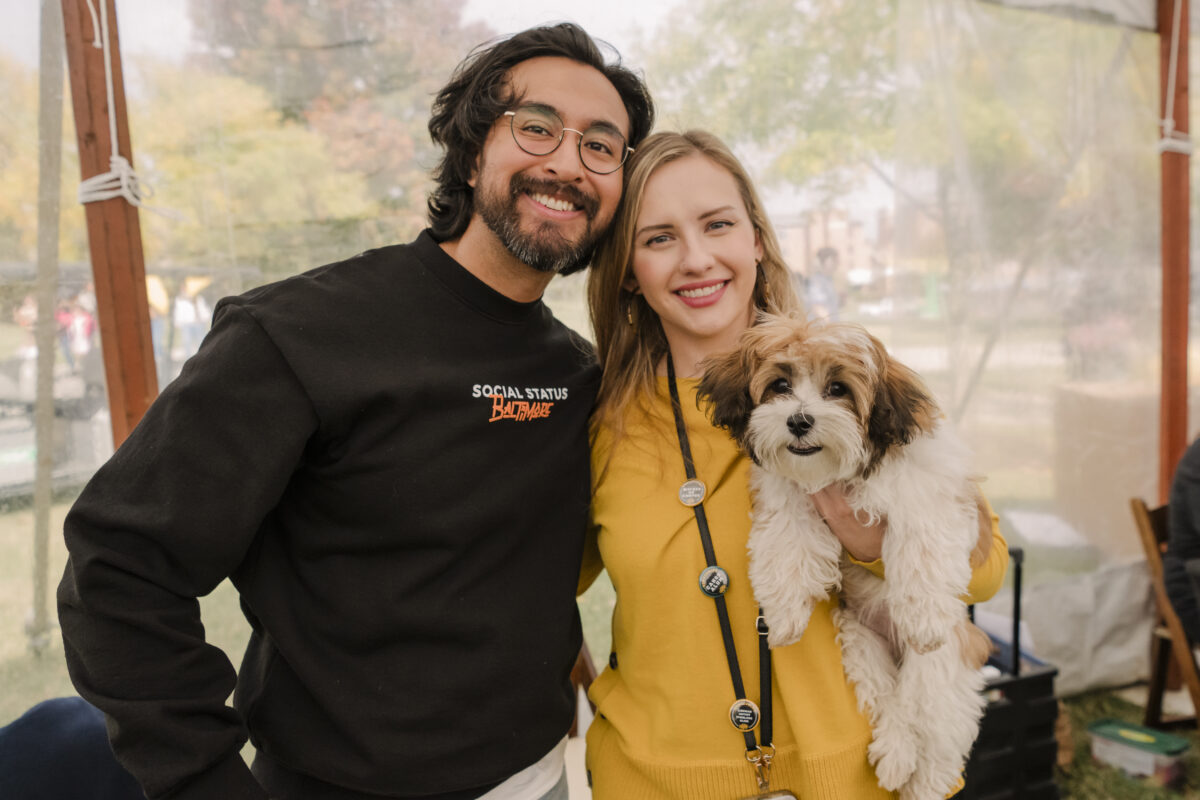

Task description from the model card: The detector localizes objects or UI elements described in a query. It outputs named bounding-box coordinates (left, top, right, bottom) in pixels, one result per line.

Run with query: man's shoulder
left=215, top=234, right=436, bottom=322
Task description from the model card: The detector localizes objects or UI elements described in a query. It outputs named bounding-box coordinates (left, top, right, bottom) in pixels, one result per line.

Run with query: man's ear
left=467, top=146, right=482, bottom=188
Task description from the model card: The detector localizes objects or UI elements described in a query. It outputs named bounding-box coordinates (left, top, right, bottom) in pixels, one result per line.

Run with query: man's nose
left=540, top=134, right=585, bottom=182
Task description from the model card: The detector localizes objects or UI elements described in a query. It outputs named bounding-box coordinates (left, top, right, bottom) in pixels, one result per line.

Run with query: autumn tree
left=185, top=0, right=494, bottom=233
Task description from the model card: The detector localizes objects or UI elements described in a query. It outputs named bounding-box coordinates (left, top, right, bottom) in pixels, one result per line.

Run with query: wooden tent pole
left=60, top=0, right=157, bottom=448
left=1159, top=0, right=1190, bottom=504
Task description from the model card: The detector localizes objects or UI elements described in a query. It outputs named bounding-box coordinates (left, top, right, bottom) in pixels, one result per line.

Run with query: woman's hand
left=810, top=484, right=886, bottom=562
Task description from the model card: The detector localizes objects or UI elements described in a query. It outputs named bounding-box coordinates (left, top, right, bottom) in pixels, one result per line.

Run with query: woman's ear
left=623, top=274, right=641, bottom=294
left=754, top=229, right=764, bottom=264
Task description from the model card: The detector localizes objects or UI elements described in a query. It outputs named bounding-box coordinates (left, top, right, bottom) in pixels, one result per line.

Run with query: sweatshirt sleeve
left=1166, top=441, right=1200, bottom=642
left=578, top=425, right=611, bottom=596
left=577, top=521, right=604, bottom=596
left=57, top=302, right=319, bottom=800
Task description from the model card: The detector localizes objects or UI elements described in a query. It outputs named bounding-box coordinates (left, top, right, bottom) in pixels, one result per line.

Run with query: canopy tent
left=991, top=0, right=1188, bottom=517
left=986, top=0, right=1158, bottom=29
left=6, top=0, right=1192, bottom=694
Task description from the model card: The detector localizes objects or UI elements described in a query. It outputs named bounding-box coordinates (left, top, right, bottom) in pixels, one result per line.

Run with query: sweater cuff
left=160, top=751, right=268, bottom=800
left=847, top=553, right=886, bottom=579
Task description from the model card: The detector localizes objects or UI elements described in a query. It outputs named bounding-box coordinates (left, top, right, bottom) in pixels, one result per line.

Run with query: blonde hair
left=587, top=130, right=803, bottom=435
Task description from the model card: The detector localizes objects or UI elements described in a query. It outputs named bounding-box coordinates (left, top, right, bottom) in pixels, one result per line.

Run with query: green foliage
left=637, top=0, right=1160, bottom=278
left=185, top=0, right=494, bottom=223
left=130, top=61, right=378, bottom=279
left=639, top=0, right=895, bottom=196
left=0, top=53, right=86, bottom=266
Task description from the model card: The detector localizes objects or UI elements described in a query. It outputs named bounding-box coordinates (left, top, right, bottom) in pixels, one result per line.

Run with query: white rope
left=1158, top=0, right=1192, bottom=155
left=77, top=0, right=156, bottom=206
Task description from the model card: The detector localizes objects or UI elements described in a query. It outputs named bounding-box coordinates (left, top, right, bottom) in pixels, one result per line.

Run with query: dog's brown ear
left=697, top=346, right=758, bottom=458
left=866, top=345, right=937, bottom=472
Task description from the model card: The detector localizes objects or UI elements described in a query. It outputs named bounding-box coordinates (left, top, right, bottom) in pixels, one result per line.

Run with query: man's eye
left=583, top=138, right=616, bottom=156
left=769, top=377, right=791, bottom=395
left=826, top=381, right=848, bottom=398
left=521, top=124, right=555, bottom=137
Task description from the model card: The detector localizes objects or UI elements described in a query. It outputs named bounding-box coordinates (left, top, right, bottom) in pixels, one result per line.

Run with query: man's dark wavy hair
left=427, top=23, right=655, bottom=250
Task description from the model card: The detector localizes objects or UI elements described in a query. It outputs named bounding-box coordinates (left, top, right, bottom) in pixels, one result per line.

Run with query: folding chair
left=1131, top=497, right=1200, bottom=729
left=569, top=641, right=598, bottom=736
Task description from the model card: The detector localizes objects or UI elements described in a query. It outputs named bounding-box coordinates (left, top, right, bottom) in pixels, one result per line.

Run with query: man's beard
left=476, top=174, right=605, bottom=275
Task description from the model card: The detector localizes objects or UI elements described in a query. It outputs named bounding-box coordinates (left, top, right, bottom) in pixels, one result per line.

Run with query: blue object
left=0, top=696, right=144, bottom=799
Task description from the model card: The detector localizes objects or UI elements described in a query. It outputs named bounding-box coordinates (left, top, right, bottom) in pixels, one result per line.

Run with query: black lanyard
left=666, top=354, right=776, bottom=791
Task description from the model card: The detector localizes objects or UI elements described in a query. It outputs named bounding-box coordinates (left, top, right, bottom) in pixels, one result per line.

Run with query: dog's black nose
left=787, top=413, right=815, bottom=436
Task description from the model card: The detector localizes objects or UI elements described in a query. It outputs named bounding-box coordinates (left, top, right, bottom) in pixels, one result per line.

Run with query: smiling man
left=57, top=24, right=653, bottom=800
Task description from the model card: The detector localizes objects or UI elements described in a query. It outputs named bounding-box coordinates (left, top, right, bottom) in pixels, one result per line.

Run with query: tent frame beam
left=1159, top=0, right=1190, bottom=503
left=60, top=0, right=158, bottom=448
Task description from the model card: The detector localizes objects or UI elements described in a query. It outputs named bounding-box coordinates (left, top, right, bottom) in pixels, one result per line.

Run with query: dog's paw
left=766, top=616, right=808, bottom=648
left=869, top=730, right=918, bottom=791
left=893, top=602, right=957, bottom=655
left=898, top=766, right=960, bottom=800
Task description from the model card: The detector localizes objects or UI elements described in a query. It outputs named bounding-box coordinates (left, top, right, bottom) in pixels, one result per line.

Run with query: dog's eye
left=826, top=381, right=849, bottom=398
left=769, top=377, right=791, bottom=395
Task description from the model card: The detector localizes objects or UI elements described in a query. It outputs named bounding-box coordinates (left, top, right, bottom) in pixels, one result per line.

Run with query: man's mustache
left=510, top=176, right=599, bottom=219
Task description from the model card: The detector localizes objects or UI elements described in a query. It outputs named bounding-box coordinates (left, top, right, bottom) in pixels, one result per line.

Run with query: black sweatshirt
left=57, top=231, right=600, bottom=800
left=1167, top=438, right=1200, bottom=642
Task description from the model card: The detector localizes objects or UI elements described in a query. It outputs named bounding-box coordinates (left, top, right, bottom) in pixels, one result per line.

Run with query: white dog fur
left=697, top=314, right=992, bottom=800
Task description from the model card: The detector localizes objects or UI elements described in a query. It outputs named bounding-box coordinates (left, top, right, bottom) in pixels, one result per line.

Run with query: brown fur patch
left=957, top=620, right=994, bottom=670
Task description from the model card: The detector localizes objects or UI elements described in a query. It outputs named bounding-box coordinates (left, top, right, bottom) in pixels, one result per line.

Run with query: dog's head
left=697, top=314, right=938, bottom=487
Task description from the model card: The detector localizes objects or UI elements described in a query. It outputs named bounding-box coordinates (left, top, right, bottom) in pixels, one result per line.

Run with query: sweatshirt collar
left=414, top=230, right=545, bottom=325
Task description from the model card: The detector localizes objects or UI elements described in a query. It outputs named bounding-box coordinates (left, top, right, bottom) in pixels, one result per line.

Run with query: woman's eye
left=826, top=381, right=848, bottom=398
left=707, top=220, right=732, bottom=232
left=769, top=377, right=791, bottom=395
left=645, top=234, right=671, bottom=246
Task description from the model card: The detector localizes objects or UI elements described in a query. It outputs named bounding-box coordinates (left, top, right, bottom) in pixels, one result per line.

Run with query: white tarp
left=979, top=561, right=1156, bottom=695
left=982, top=0, right=1157, bottom=30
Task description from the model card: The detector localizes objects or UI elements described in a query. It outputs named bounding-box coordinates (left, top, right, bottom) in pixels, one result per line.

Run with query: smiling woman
left=580, top=130, right=1009, bottom=799
left=625, top=153, right=763, bottom=377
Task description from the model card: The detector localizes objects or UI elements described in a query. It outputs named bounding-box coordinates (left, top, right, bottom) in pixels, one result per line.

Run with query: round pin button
left=678, top=479, right=706, bottom=507
left=729, top=699, right=761, bottom=731
left=698, top=565, right=730, bottom=597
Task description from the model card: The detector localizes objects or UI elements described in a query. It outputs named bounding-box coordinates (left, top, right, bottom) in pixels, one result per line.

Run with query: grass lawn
left=1059, top=691, right=1200, bottom=798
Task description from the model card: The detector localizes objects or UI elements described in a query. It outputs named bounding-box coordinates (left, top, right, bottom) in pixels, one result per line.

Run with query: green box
left=1087, top=718, right=1189, bottom=787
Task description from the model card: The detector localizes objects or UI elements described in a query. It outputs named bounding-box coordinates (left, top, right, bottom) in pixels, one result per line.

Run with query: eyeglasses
left=503, top=106, right=633, bottom=175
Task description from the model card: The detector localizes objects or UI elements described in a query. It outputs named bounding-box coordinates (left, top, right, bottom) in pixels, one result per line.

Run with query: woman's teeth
left=677, top=282, right=726, bottom=299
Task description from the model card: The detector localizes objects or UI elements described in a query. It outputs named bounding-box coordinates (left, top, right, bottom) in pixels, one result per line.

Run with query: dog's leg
left=878, top=499, right=975, bottom=654
left=748, top=471, right=843, bottom=647
left=832, top=603, right=916, bottom=790
left=895, top=622, right=987, bottom=800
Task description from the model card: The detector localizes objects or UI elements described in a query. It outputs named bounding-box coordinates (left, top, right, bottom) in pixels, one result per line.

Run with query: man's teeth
left=678, top=282, right=726, bottom=299
left=531, top=192, right=577, bottom=212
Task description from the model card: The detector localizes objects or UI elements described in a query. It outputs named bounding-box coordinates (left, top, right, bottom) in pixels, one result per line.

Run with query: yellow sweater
left=580, top=378, right=1009, bottom=800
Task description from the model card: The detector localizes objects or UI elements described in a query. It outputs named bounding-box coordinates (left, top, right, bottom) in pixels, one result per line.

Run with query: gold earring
left=626, top=302, right=635, bottom=327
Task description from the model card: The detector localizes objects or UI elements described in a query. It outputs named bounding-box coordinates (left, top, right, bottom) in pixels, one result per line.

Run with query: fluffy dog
left=697, top=314, right=993, bottom=800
